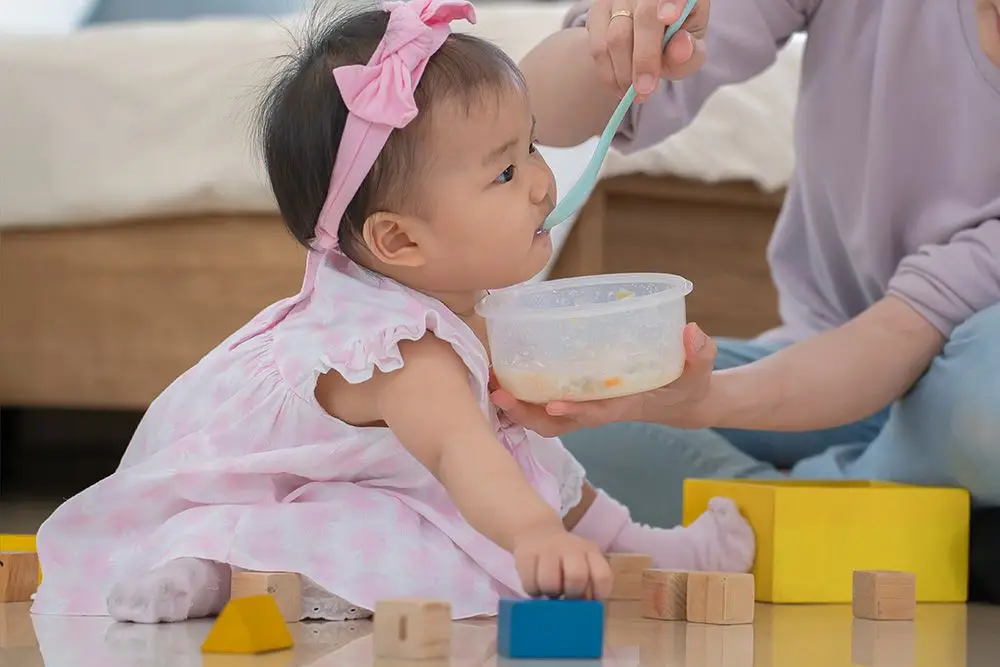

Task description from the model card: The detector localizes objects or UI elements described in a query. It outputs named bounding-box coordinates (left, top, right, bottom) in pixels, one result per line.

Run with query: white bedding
left=0, top=2, right=800, bottom=246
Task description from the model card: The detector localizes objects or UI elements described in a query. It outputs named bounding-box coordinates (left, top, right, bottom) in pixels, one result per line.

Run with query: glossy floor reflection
left=1, top=601, right=996, bottom=667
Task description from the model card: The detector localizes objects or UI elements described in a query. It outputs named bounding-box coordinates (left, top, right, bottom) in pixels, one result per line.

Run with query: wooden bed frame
left=0, top=175, right=785, bottom=410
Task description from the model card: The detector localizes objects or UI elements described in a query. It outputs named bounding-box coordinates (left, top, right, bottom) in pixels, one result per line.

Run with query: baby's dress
left=30, top=251, right=586, bottom=620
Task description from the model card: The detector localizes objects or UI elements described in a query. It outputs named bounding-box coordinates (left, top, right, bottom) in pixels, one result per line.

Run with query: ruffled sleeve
left=271, top=254, right=491, bottom=401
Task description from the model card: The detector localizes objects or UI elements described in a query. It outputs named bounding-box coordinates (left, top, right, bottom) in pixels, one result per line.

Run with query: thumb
left=683, top=323, right=716, bottom=371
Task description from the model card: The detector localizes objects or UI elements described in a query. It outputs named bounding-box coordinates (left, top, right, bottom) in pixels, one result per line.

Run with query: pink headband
left=314, top=0, right=477, bottom=252
left=230, top=0, right=474, bottom=351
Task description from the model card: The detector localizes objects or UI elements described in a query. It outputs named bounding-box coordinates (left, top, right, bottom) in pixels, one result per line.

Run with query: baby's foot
left=610, top=497, right=755, bottom=572
left=107, top=558, right=231, bottom=623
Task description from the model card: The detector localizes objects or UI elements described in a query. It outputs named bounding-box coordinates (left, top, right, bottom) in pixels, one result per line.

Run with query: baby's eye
left=529, top=141, right=538, bottom=154
left=495, top=165, right=515, bottom=184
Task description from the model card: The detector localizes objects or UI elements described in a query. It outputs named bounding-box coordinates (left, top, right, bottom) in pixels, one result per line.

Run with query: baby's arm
left=523, top=0, right=821, bottom=149
left=377, top=337, right=563, bottom=551
left=318, top=335, right=612, bottom=597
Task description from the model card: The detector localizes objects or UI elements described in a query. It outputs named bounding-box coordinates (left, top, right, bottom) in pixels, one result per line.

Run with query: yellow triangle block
left=201, top=595, right=294, bottom=654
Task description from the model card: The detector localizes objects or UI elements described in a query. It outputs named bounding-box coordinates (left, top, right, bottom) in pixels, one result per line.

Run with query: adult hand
left=490, top=323, right=718, bottom=437
left=587, top=0, right=710, bottom=100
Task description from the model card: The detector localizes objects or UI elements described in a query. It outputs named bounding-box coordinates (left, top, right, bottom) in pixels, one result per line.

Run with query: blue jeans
left=562, top=302, right=1000, bottom=528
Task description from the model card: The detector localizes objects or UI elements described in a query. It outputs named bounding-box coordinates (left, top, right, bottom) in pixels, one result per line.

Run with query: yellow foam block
left=682, top=480, right=969, bottom=603
left=0, top=535, right=41, bottom=583
left=201, top=595, right=294, bottom=654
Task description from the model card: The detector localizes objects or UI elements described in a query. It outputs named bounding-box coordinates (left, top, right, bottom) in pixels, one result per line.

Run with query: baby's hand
left=512, top=526, right=614, bottom=599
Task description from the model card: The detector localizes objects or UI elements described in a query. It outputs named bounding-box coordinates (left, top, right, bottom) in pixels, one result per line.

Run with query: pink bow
left=335, top=0, right=477, bottom=128
left=313, top=0, right=476, bottom=252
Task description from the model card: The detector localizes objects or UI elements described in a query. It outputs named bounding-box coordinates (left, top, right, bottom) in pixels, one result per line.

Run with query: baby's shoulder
left=272, top=261, right=489, bottom=399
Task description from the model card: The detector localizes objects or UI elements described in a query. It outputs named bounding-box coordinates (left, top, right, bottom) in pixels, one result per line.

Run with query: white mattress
left=0, top=2, right=801, bottom=244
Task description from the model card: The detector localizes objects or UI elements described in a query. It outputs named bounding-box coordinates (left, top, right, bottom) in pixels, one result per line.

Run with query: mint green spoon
left=542, top=0, right=698, bottom=230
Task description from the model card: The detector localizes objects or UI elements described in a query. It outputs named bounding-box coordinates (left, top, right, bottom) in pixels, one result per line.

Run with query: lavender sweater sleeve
left=564, top=0, right=821, bottom=153
left=562, top=0, right=1000, bottom=339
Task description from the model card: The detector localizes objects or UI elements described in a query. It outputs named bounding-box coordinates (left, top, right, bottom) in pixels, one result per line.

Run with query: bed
left=0, top=2, right=801, bottom=410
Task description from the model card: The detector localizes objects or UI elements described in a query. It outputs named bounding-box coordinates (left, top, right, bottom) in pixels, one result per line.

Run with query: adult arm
left=698, top=219, right=1000, bottom=431
left=521, top=0, right=821, bottom=149
left=494, top=221, right=1000, bottom=435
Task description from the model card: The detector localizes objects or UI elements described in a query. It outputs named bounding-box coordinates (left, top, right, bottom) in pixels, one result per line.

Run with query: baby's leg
left=107, top=558, right=231, bottom=623
left=568, top=483, right=755, bottom=572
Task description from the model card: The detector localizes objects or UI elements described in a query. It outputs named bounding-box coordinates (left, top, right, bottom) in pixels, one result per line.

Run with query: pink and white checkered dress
left=30, top=252, right=585, bottom=620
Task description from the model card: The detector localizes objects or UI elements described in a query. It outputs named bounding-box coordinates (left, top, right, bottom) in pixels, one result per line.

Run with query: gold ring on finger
left=609, top=9, right=634, bottom=22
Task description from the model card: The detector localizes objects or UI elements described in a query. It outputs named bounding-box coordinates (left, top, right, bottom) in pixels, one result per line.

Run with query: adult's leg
left=790, top=303, right=1000, bottom=506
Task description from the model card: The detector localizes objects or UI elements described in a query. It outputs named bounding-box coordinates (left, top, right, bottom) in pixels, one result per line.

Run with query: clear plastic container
left=476, top=273, right=693, bottom=404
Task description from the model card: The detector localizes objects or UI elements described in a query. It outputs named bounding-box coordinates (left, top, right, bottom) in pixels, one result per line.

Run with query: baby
left=30, top=0, right=753, bottom=624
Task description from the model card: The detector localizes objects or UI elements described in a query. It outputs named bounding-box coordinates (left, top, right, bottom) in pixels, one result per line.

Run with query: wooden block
left=686, top=572, right=754, bottom=625
left=608, top=553, right=653, bottom=599
left=642, top=570, right=689, bottom=620
left=374, top=599, right=451, bottom=660
left=0, top=552, right=40, bottom=602
left=851, top=618, right=916, bottom=667
left=852, top=571, right=916, bottom=621
left=604, top=599, right=644, bottom=619
left=201, top=595, right=294, bottom=654
left=230, top=571, right=302, bottom=623
left=685, top=623, right=754, bottom=667
left=497, top=598, right=604, bottom=659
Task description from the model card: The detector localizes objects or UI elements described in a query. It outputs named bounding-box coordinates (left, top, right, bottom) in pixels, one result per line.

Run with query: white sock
left=107, top=558, right=231, bottom=623
left=572, top=491, right=756, bottom=572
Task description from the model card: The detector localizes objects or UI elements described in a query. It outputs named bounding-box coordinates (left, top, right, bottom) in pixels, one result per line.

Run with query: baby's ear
left=362, top=211, right=426, bottom=268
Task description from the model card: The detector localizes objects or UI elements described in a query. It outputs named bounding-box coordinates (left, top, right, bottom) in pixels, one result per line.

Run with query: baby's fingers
left=516, top=551, right=541, bottom=597
left=560, top=550, right=592, bottom=598
left=536, top=552, right=565, bottom=597
left=587, top=549, right=615, bottom=599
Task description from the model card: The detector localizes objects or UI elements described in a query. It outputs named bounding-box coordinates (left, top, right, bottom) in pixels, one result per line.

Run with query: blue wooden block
left=497, top=598, right=604, bottom=659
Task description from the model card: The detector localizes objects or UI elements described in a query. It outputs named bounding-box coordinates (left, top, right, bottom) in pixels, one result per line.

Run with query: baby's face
left=413, top=82, right=557, bottom=292
left=976, top=0, right=1000, bottom=68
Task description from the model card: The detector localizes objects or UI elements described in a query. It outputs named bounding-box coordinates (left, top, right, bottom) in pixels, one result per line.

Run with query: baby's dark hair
left=256, top=3, right=524, bottom=262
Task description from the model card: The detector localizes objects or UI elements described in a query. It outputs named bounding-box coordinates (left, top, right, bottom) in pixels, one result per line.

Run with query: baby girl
left=30, top=0, right=753, bottom=623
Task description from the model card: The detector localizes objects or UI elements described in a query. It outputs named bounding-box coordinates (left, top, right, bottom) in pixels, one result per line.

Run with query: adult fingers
left=660, top=0, right=710, bottom=39
left=662, top=32, right=705, bottom=80
left=490, top=390, right=566, bottom=437
left=605, top=0, right=638, bottom=92
left=631, top=0, right=666, bottom=97
left=586, top=0, right=617, bottom=91
left=681, top=322, right=716, bottom=378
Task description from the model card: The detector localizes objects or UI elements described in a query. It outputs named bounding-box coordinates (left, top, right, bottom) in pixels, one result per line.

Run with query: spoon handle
left=542, top=0, right=699, bottom=230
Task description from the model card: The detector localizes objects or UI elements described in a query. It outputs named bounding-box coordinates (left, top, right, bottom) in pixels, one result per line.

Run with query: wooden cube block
left=0, top=552, right=40, bottom=603
left=852, top=571, right=916, bottom=621
left=604, top=599, right=644, bottom=619
left=230, top=571, right=302, bottom=623
left=686, top=572, right=754, bottom=625
left=607, top=553, right=653, bottom=599
left=374, top=599, right=451, bottom=660
left=497, top=598, right=603, bottom=659
left=642, top=570, right=689, bottom=620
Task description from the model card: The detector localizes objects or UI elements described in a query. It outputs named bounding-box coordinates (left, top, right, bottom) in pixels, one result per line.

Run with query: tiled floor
left=1, top=600, right=997, bottom=666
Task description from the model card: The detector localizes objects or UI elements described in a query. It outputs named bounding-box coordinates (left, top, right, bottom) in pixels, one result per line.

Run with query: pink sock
left=571, top=490, right=755, bottom=572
